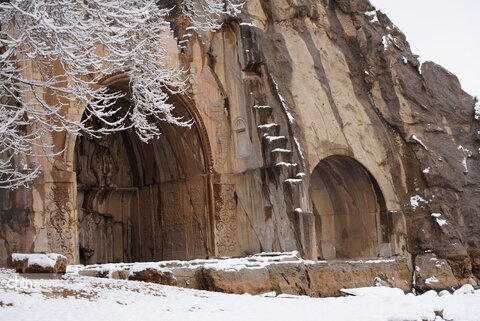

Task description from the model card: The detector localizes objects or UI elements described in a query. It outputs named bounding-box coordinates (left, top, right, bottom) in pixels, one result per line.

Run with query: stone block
left=170, top=267, right=201, bottom=289
left=12, top=253, right=67, bottom=274
left=128, top=264, right=177, bottom=286
left=267, top=262, right=311, bottom=296
left=198, top=266, right=272, bottom=295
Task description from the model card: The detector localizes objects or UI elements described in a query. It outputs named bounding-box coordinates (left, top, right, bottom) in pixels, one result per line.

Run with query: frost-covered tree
left=183, top=0, right=243, bottom=30
left=0, top=0, right=241, bottom=189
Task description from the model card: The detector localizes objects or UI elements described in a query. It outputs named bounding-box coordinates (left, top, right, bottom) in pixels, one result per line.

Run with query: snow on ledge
left=364, top=10, right=379, bottom=23
left=275, top=162, right=298, bottom=167
left=436, top=218, right=447, bottom=226
left=425, top=276, right=439, bottom=284
left=239, top=22, right=258, bottom=28
left=410, top=195, right=428, bottom=209
left=265, top=135, right=285, bottom=142
left=258, top=123, right=278, bottom=129
left=11, top=253, right=66, bottom=268
left=75, top=253, right=409, bottom=277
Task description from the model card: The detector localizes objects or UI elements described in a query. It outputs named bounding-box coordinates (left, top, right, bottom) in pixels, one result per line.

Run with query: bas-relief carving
left=160, top=182, right=209, bottom=260
left=45, top=184, right=76, bottom=263
left=92, top=145, right=117, bottom=187
left=78, top=211, right=103, bottom=262
left=76, top=134, right=119, bottom=187
left=79, top=212, right=104, bottom=263
left=211, top=100, right=230, bottom=169
left=90, top=135, right=119, bottom=187
left=161, top=186, right=187, bottom=259
left=214, top=184, right=238, bottom=256
left=186, top=178, right=210, bottom=256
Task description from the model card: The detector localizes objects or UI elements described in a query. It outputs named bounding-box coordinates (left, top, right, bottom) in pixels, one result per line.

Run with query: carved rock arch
left=64, top=73, right=214, bottom=174
left=311, top=155, right=392, bottom=260
left=71, top=76, right=215, bottom=264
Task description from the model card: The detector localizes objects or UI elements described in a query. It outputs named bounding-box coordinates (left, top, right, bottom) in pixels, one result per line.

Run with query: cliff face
left=224, top=0, right=478, bottom=280
left=0, top=0, right=478, bottom=290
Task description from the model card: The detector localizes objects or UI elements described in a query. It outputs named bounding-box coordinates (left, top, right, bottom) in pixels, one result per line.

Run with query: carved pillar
left=214, top=184, right=239, bottom=257
left=31, top=170, right=78, bottom=264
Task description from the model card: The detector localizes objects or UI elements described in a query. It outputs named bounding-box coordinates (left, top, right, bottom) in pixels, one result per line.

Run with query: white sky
left=371, top=0, right=479, bottom=97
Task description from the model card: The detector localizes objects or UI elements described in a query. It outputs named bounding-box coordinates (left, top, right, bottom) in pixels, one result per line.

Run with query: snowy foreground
left=0, top=269, right=479, bottom=321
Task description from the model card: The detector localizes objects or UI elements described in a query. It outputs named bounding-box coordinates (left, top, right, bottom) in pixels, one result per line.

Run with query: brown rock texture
left=231, top=0, right=479, bottom=284
left=414, top=253, right=459, bottom=291
left=1, top=0, right=479, bottom=292
left=128, top=266, right=177, bottom=286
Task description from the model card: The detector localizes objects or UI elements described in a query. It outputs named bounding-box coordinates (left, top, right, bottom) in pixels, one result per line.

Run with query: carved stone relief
left=46, top=184, right=76, bottom=263
left=214, top=184, right=238, bottom=256
left=78, top=211, right=102, bottom=262
left=161, top=187, right=185, bottom=259
left=211, top=100, right=229, bottom=168
left=186, top=178, right=210, bottom=257
left=92, top=145, right=116, bottom=187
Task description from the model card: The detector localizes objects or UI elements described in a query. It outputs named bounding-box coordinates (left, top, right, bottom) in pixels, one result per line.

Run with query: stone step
left=262, top=135, right=288, bottom=150
left=257, top=123, right=280, bottom=137
left=273, top=161, right=298, bottom=178
left=270, top=147, right=293, bottom=164
left=253, top=105, right=273, bottom=124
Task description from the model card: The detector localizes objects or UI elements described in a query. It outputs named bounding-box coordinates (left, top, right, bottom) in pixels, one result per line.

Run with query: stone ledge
left=74, top=252, right=413, bottom=297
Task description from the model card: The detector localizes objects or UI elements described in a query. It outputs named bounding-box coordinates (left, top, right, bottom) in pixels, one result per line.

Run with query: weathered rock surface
left=414, top=253, right=459, bottom=291
left=231, top=0, right=479, bottom=284
left=12, top=253, right=67, bottom=274
left=128, top=264, right=177, bottom=286
left=1, top=0, right=479, bottom=291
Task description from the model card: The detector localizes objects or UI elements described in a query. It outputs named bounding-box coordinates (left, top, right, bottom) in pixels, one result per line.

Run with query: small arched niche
left=233, top=117, right=249, bottom=158
left=311, top=155, right=389, bottom=259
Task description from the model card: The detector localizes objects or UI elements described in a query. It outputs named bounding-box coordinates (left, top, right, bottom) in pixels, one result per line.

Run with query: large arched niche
left=311, top=155, right=392, bottom=260
left=73, top=79, right=213, bottom=265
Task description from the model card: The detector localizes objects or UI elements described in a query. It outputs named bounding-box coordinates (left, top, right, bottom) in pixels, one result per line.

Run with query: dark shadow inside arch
left=74, top=81, right=212, bottom=264
left=311, top=155, right=389, bottom=259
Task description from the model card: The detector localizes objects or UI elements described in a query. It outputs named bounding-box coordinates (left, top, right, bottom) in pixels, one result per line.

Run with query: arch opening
left=311, top=155, right=389, bottom=260
left=74, top=82, right=212, bottom=265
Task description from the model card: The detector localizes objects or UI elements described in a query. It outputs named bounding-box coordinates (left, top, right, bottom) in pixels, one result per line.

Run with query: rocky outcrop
left=414, top=253, right=459, bottom=291
left=228, top=0, right=479, bottom=285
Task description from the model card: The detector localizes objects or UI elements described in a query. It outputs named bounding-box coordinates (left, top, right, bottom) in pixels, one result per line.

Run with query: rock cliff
left=226, top=0, right=479, bottom=283
left=1, top=0, right=478, bottom=291
left=176, top=0, right=479, bottom=285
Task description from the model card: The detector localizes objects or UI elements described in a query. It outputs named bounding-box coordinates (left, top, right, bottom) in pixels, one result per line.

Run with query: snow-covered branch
left=0, top=0, right=241, bottom=188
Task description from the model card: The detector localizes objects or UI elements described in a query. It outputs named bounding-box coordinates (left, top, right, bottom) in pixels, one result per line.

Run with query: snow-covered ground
left=0, top=268, right=479, bottom=321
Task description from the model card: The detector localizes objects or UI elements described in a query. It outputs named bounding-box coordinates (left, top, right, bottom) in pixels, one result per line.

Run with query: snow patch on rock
left=410, top=195, right=428, bottom=209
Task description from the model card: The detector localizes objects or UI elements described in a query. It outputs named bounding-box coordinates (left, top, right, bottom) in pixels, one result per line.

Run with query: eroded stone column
left=31, top=170, right=78, bottom=264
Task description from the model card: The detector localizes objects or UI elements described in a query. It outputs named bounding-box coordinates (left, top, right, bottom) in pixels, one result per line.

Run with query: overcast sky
left=371, top=0, right=479, bottom=98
